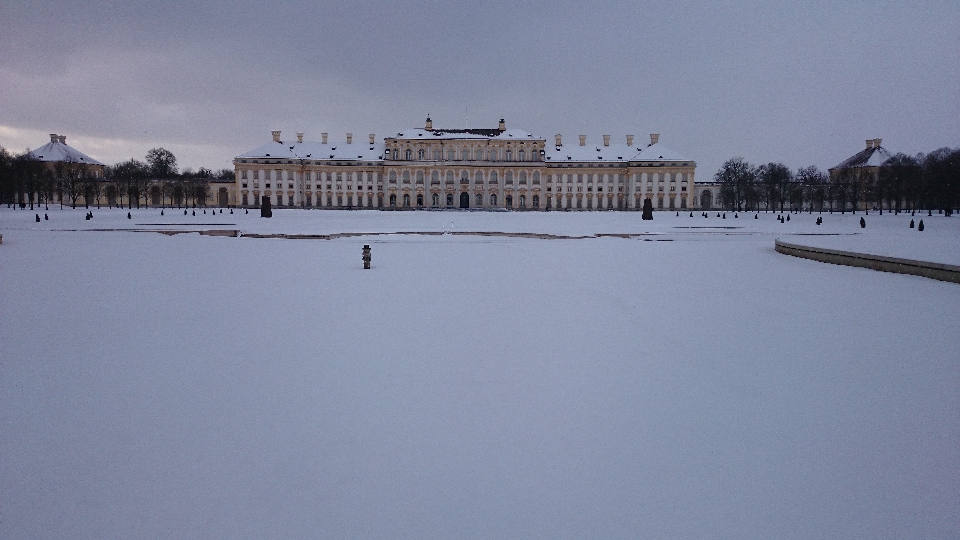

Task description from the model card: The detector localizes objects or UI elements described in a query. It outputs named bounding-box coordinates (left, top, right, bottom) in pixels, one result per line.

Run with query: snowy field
left=2, top=207, right=959, bottom=539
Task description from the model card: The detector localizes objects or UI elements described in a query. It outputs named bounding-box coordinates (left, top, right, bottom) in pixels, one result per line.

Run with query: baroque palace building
left=234, top=118, right=696, bottom=211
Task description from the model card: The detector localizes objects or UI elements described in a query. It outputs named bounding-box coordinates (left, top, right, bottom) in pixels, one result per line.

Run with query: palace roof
left=237, top=130, right=693, bottom=165
left=832, top=141, right=892, bottom=170
left=391, top=128, right=540, bottom=141
left=237, top=139, right=386, bottom=161
left=28, top=135, right=104, bottom=166
left=544, top=140, right=691, bottom=164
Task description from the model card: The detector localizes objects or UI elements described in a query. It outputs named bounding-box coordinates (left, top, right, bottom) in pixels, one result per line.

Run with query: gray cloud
left=1, top=0, right=957, bottom=174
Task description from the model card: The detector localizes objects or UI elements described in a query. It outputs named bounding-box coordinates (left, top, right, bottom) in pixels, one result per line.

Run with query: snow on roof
left=237, top=139, right=386, bottom=161
left=543, top=140, right=691, bottom=164
left=391, top=128, right=540, bottom=141
left=237, top=132, right=693, bottom=165
left=832, top=145, right=893, bottom=170
left=28, top=139, right=104, bottom=166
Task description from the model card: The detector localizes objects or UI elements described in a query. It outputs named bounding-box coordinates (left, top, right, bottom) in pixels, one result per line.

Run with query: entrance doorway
left=459, top=192, right=469, bottom=208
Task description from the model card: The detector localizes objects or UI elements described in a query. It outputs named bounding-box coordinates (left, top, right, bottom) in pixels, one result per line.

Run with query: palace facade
left=234, top=118, right=697, bottom=211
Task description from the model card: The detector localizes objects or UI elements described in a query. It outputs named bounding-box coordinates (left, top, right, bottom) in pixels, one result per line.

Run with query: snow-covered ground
left=2, top=207, right=959, bottom=539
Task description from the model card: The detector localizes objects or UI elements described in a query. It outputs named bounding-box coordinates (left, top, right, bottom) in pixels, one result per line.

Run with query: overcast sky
left=2, top=0, right=957, bottom=176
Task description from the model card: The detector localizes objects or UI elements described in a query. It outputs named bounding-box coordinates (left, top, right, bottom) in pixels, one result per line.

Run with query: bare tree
left=716, top=158, right=755, bottom=212
left=796, top=166, right=827, bottom=212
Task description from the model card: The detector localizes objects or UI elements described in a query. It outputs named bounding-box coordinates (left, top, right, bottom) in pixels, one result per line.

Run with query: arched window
left=490, top=171, right=498, bottom=184
left=445, top=170, right=454, bottom=184
left=533, top=195, right=540, bottom=208
left=518, top=194, right=526, bottom=207
left=461, top=148, right=469, bottom=160
left=416, top=193, right=423, bottom=206
left=446, top=193, right=454, bottom=206
left=402, top=170, right=410, bottom=184
left=505, top=195, right=513, bottom=207
left=476, top=193, right=483, bottom=206
left=446, top=149, right=455, bottom=160
left=519, top=172, right=527, bottom=184
left=389, top=194, right=396, bottom=207
left=403, top=193, right=410, bottom=206
left=505, top=171, right=513, bottom=184
left=490, top=193, right=497, bottom=206
left=416, top=171, right=424, bottom=184
left=432, top=193, right=439, bottom=206
left=431, top=171, right=440, bottom=184
left=490, top=148, right=498, bottom=161
left=518, top=150, right=525, bottom=161
left=389, top=171, right=397, bottom=183
left=392, top=149, right=398, bottom=160
left=405, top=149, right=412, bottom=160
left=460, top=171, right=469, bottom=184
left=418, top=149, right=425, bottom=160
left=433, top=149, right=441, bottom=160
left=475, top=147, right=483, bottom=160
left=505, top=150, right=513, bottom=161
left=475, top=170, right=483, bottom=184
left=533, top=171, right=540, bottom=184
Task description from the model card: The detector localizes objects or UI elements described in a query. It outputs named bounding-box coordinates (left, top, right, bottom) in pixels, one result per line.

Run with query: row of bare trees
left=0, top=146, right=97, bottom=210
left=715, top=148, right=960, bottom=215
left=0, top=146, right=232, bottom=210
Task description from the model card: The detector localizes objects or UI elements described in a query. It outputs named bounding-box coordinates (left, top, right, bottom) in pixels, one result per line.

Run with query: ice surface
left=1, top=208, right=958, bottom=539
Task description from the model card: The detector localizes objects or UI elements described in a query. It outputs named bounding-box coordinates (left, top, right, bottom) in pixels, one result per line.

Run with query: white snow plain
left=1, top=207, right=959, bottom=539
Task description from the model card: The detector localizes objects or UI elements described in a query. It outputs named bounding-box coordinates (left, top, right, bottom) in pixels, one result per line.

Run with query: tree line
left=715, top=147, right=960, bottom=215
left=0, top=146, right=233, bottom=210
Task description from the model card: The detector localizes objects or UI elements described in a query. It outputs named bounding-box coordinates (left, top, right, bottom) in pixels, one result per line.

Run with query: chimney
left=650, top=134, right=659, bottom=145
left=866, top=139, right=873, bottom=149
left=296, top=132, right=304, bottom=143
left=626, top=135, right=634, bottom=146
left=271, top=130, right=281, bottom=143
left=498, top=118, right=506, bottom=132
left=346, top=133, right=353, bottom=144
left=321, top=132, right=328, bottom=144
left=425, top=116, right=433, bottom=130
left=58, top=135, right=66, bottom=144
left=579, top=135, right=586, bottom=146
left=603, top=135, right=611, bottom=147
left=369, top=133, right=376, bottom=144
left=50, top=133, right=59, bottom=143
left=874, top=138, right=882, bottom=148
left=555, top=134, right=562, bottom=147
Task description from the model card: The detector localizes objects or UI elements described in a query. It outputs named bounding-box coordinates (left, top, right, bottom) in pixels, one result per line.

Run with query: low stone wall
left=775, top=239, right=960, bottom=284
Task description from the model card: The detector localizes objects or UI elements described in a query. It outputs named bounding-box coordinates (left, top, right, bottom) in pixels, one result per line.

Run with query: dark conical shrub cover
left=910, top=219, right=915, bottom=228
left=641, top=198, right=654, bottom=220
left=860, top=217, right=865, bottom=228
left=918, top=220, right=924, bottom=231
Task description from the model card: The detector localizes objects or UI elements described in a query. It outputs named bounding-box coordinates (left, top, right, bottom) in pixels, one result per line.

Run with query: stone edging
left=775, top=239, right=960, bottom=284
